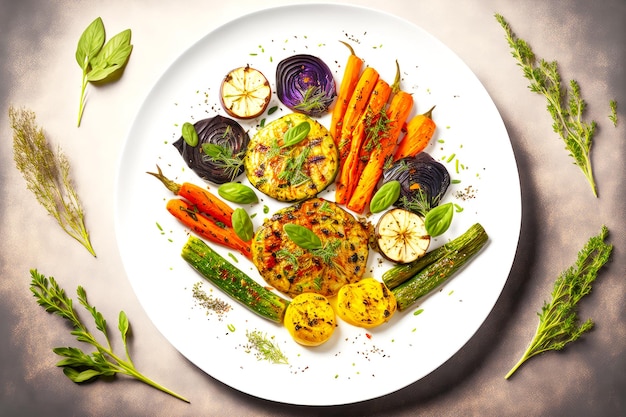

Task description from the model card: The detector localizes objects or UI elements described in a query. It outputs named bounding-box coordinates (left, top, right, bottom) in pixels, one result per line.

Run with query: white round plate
left=115, top=3, right=521, bottom=406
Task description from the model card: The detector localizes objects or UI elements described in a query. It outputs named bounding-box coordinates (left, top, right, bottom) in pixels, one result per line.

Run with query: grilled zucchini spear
left=181, top=236, right=290, bottom=323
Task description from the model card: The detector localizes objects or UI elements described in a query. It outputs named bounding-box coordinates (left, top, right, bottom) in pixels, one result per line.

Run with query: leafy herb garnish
left=202, top=143, right=244, bottom=182
left=10, top=107, right=96, bottom=256
left=30, top=270, right=189, bottom=402
left=245, top=330, right=289, bottom=364
left=278, top=147, right=311, bottom=186
left=496, top=14, right=602, bottom=197
left=505, top=226, right=613, bottom=379
left=75, top=17, right=133, bottom=127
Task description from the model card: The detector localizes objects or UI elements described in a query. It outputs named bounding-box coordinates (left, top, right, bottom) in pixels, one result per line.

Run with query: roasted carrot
left=166, top=198, right=252, bottom=259
left=337, top=66, right=379, bottom=169
left=347, top=62, right=414, bottom=214
left=147, top=165, right=234, bottom=227
left=393, top=105, right=436, bottom=160
left=329, top=41, right=364, bottom=145
left=335, top=78, right=392, bottom=205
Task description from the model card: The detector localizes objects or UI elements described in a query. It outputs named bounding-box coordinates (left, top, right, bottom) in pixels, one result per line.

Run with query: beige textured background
left=1, top=0, right=624, bottom=416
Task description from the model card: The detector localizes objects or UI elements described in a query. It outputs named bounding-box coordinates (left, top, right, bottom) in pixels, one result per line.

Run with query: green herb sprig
left=76, top=17, right=133, bottom=127
left=10, top=107, right=96, bottom=256
left=30, top=269, right=189, bottom=402
left=495, top=14, right=602, bottom=197
left=505, top=226, right=612, bottom=379
left=245, top=330, right=289, bottom=364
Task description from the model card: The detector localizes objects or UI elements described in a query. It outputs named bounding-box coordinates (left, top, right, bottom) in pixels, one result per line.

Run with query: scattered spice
left=191, top=282, right=231, bottom=320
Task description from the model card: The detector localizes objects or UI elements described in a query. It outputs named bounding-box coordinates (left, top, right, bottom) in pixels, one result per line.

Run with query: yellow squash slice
left=284, top=293, right=336, bottom=346
left=336, top=278, right=397, bottom=328
left=244, top=113, right=339, bottom=202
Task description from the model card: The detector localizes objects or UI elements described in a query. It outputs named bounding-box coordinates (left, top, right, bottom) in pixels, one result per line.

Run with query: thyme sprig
left=496, top=14, right=601, bottom=197
left=10, top=106, right=96, bottom=256
left=505, top=226, right=613, bottom=379
left=30, top=270, right=189, bottom=402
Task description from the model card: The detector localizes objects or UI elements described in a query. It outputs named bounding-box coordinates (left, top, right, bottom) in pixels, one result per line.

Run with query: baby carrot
left=347, top=62, right=413, bottom=214
left=166, top=198, right=252, bottom=259
left=147, top=165, right=234, bottom=227
left=335, top=77, right=392, bottom=205
left=337, top=66, right=379, bottom=169
left=393, top=105, right=436, bottom=160
left=329, top=41, right=364, bottom=145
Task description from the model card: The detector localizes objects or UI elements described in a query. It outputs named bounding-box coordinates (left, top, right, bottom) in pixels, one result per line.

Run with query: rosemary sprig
left=505, top=226, right=613, bottom=379
left=10, top=106, right=96, bottom=256
left=30, top=269, right=189, bottom=402
left=495, top=14, right=601, bottom=197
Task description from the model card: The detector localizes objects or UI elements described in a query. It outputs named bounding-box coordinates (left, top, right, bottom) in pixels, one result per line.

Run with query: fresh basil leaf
left=218, top=182, right=258, bottom=204
left=281, top=121, right=311, bottom=148
left=202, top=143, right=226, bottom=158
left=283, top=223, right=322, bottom=250
left=232, top=208, right=254, bottom=242
left=424, top=202, right=454, bottom=237
left=75, top=17, right=105, bottom=69
left=181, top=122, right=199, bottom=147
left=89, top=29, right=133, bottom=76
left=370, top=180, right=401, bottom=213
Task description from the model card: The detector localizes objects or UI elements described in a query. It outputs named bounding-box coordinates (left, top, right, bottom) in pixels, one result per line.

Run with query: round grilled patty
left=251, top=198, right=370, bottom=298
left=244, top=113, right=339, bottom=202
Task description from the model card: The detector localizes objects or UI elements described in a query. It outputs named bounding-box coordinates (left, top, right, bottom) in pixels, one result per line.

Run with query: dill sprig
left=278, top=147, right=311, bottom=186
left=10, top=106, right=96, bottom=256
left=30, top=269, right=189, bottom=402
left=495, top=14, right=600, bottom=197
left=245, top=330, right=289, bottom=364
left=505, top=226, right=613, bottom=379
left=294, top=85, right=333, bottom=114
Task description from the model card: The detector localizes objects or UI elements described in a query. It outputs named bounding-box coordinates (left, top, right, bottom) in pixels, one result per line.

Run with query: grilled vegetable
left=382, top=222, right=487, bottom=289
left=220, top=65, right=271, bottom=119
left=244, top=113, right=339, bottom=202
left=284, top=293, right=336, bottom=346
left=347, top=62, right=414, bottom=214
left=376, top=208, right=430, bottom=264
left=335, top=77, right=392, bottom=205
left=336, top=278, right=397, bottom=328
left=393, top=105, right=437, bottom=160
left=166, top=198, right=252, bottom=259
left=251, top=198, right=370, bottom=298
left=275, top=54, right=336, bottom=117
left=181, top=236, right=289, bottom=323
left=391, top=223, right=488, bottom=310
left=329, top=41, right=364, bottom=144
left=173, top=115, right=249, bottom=184
left=336, top=66, right=379, bottom=168
left=383, top=152, right=451, bottom=215
left=147, top=165, right=234, bottom=227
